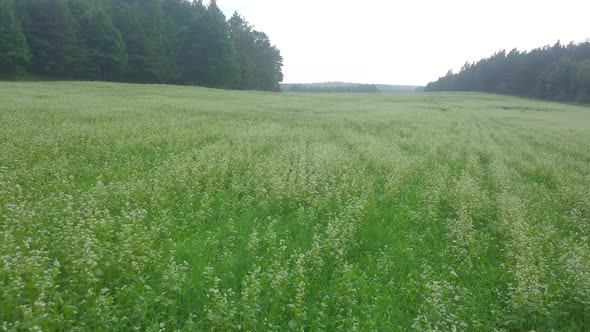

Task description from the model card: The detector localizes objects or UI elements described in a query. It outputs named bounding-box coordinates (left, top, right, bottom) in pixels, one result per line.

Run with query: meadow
left=0, top=82, right=589, bottom=331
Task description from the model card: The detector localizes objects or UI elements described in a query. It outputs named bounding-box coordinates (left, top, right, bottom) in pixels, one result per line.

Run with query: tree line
left=0, top=0, right=283, bottom=91
left=425, top=40, right=590, bottom=103
left=283, top=83, right=380, bottom=93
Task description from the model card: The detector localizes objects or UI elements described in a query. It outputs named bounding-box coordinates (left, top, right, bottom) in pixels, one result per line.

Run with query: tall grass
left=1, top=82, right=589, bottom=330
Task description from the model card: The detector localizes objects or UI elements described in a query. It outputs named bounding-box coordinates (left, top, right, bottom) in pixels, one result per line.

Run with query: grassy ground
left=1, top=82, right=589, bottom=331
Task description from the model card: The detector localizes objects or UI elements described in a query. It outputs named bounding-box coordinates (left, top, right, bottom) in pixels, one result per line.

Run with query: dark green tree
left=76, top=4, right=127, bottom=80
left=7, top=0, right=283, bottom=91
left=134, top=0, right=170, bottom=82
left=160, top=0, right=202, bottom=83
left=251, top=31, right=283, bottom=91
left=17, top=0, right=78, bottom=77
left=107, top=1, right=150, bottom=82
left=574, top=59, right=590, bottom=102
left=426, top=39, right=590, bottom=103
left=179, top=0, right=238, bottom=87
left=176, top=3, right=205, bottom=84
left=0, top=0, right=30, bottom=76
left=228, top=13, right=283, bottom=91
left=229, top=12, right=255, bottom=89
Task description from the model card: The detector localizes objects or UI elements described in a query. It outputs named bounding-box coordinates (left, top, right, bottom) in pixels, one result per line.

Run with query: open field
left=1, top=82, right=589, bottom=331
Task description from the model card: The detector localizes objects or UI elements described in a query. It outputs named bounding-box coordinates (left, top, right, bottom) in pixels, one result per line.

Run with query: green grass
left=1, top=81, right=589, bottom=331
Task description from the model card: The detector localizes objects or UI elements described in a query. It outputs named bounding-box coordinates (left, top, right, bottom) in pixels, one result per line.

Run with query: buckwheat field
left=1, top=82, right=589, bottom=331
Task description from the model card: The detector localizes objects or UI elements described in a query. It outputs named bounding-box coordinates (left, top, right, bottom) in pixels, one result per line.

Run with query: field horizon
left=1, top=81, right=589, bottom=331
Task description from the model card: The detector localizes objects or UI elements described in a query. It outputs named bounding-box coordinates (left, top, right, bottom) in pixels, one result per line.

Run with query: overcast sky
left=215, top=0, right=590, bottom=86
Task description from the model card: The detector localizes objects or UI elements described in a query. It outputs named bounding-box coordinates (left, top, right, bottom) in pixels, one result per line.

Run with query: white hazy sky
left=215, top=0, right=590, bottom=86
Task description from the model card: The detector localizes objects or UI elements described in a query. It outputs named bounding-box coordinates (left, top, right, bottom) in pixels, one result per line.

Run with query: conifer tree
left=108, top=2, right=150, bottom=82
left=18, top=0, right=78, bottom=76
left=3, top=0, right=284, bottom=91
left=77, top=4, right=127, bottom=80
left=0, top=0, right=30, bottom=77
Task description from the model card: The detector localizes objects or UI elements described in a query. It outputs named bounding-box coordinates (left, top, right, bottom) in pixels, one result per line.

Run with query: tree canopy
left=284, top=83, right=380, bottom=93
left=425, top=40, right=590, bottom=103
left=1, top=0, right=283, bottom=91
left=0, top=0, right=30, bottom=76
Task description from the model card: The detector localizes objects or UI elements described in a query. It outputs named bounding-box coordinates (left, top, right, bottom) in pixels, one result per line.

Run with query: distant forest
left=0, top=0, right=284, bottom=91
left=282, top=82, right=423, bottom=93
left=425, top=40, right=590, bottom=103
left=283, top=83, right=379, bottom=93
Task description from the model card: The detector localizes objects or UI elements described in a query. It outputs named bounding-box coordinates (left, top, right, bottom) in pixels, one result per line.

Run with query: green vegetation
left=1, top=0, right=283, bottom=90
left=281, top=82, right=424, bottom=93
left=0, top=0, right=30, bottom=75
left=282, top=83, right=380, bottom=93
left=1, top=82, right=589, bottom=331
left=426, top=40, right=590, bottom=103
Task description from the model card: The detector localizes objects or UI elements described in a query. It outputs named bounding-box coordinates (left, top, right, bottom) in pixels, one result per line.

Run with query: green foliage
left=229, top=13, right=255, bottom=89
left=178, top=1, right=238, bottom=87
left=286, top=83, right=379, bottom=93
left=282, top=82, right=423, bottom=92
left=426, top=40, right=590, bottom=103
left=1, top=0, right=283, bottom=90
left=574, top=59, right=590, bottom=102
left=250, top=31, right=283, bottom=91
left=76, top=5, right=127, bottom=80
left=107, top=2, right=150, bottom=82
left=17, top=0, right=79, bottom=77
left=1, top=81, right=590, bottom=330
left=229, top=13, right=284, bottom=91
left=133, top=0, right=170, bottom=83
left=0, top=0, right=30, bottom=77
left=159, top=0, right=201, bottom=84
